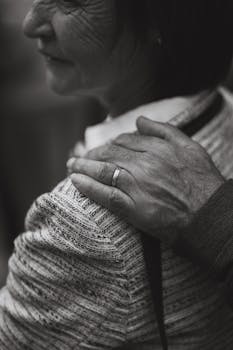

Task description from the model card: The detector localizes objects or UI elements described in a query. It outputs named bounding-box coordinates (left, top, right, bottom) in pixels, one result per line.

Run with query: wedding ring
left=111, top=168, right=121, bottom=187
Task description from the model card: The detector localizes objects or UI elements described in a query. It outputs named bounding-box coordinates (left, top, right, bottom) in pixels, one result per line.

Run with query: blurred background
left=0, top=1, right=233, bottom=287
left=0, top=0, right=105, bottom=286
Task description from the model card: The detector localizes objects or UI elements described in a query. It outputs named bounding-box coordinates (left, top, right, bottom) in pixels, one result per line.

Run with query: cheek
left=54, top=4, right=118, bottom=67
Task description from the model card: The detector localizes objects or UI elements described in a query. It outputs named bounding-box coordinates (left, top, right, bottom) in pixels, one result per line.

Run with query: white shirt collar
left=84, top=90, right=216, bottom=151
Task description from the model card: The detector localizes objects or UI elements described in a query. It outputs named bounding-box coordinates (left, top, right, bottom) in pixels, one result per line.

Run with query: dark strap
left=142, top=236, right=168, bottom=349
left=141, top=93, right=223, bottom=350
left=181, top=93, right=223, bottom=137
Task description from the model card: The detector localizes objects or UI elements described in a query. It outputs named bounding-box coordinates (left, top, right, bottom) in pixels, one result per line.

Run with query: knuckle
left=88, top=146, right=109, bottom=160
left=101, top=148, right=110, bottom=160
left=97, top=164, right=108, bottom=182
left=101, top=145, right=116, bottom=160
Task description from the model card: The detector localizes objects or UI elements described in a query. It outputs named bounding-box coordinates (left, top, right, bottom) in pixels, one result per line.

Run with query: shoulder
left=23, top=177, right=126, bottom=262
left=3, top=178, right=132, bottom=348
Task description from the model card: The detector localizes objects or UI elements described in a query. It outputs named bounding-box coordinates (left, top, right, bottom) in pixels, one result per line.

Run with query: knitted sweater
left=1, top=90, right=233, bottom=349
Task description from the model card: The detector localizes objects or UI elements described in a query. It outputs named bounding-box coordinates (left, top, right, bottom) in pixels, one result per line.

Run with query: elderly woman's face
left=23, top=0, right=131, bottom=96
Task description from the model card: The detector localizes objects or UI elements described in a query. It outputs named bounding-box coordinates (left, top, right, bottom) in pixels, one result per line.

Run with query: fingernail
left=70, top=173, right=80, bottom=184
left=66, top=157, right=76, bottom=169
left=73, top=142, right=87, bottom=157
left=138, top=115, right=148, bottom=120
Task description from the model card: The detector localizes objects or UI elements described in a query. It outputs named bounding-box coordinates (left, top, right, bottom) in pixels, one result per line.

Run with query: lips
left=38, top=48, right=73, bottom=65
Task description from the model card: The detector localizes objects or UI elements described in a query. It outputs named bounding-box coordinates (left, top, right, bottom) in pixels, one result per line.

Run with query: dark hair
left=119, top=0, right=233, bottom=95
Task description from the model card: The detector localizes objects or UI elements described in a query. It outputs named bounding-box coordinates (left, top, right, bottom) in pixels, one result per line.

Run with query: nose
left=23, top=3, right=54, bottom=39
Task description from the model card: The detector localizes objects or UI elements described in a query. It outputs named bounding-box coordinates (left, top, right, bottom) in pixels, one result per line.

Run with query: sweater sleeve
left=0, top=181, right=128, bottom=349
left=173, top=179, right=233, bottom=306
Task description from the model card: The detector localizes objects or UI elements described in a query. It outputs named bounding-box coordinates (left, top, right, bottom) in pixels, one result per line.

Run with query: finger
left=85, top=144, right=118, bottom=161
left=84, top=144, right=140, bottom=175
left=70, top=173, right=134, bottom=218
left=67, top=158, right=115, bottom=184
left=136, top=116, right=191, bottom=146
left=71, top=142, right=87, bottom=158
left=67, top=158, right=135, bottom=194
left=86, top=144, right=136, bottom=162
left=113, top=133, right=166, bottom=152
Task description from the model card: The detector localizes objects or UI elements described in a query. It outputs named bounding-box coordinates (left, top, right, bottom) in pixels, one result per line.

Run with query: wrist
left=173, top=179, right=233, bottom=279
left=190, top=173, right=226, bottom=215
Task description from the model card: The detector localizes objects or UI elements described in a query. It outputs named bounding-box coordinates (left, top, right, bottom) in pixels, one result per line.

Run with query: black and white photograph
left=1, top=1, right=233, bottom=349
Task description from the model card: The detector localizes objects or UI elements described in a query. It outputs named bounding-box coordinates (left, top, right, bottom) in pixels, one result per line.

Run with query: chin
left=46, top=70, right=76, bottom=96
left=45, top=65, right=108, bottom=99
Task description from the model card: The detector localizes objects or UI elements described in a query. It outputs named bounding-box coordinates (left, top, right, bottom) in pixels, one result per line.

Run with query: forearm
left=174, top=179, right=233, bottom=306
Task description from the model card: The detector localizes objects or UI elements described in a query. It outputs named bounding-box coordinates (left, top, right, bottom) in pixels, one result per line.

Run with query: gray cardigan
left=1, top=90, right=233, bottom=349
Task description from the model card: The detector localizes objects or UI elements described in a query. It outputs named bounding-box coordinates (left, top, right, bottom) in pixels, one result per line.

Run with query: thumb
left=136, top=116, right=191, bottom=145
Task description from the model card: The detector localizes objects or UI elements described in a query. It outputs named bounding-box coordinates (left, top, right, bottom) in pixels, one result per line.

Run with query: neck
left=108, top=77, right=162, bottom=118
left=99, top=46, right=168, bottom=118
left=92, top=43, right=192, bottom=118
left=100, top=65, right=182, bottom=118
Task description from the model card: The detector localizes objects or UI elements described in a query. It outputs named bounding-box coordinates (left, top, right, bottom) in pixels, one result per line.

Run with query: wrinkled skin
left=23, top=0, right=155, bottom=111
left=23, top=0, right=118, bottom=94
left=68, top=117, right=225, bottom=244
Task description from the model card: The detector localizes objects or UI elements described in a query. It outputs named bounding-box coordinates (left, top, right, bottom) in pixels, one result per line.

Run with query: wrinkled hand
left=67, top=117, right=225, bottom=244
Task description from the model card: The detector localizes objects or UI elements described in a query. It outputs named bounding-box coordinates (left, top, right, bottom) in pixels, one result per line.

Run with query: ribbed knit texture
left=1, top=89, right=233, bottom=349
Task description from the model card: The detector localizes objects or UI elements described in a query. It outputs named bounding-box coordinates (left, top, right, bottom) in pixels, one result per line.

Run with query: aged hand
left=67, top=117, right=225, bottom=244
